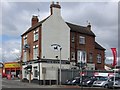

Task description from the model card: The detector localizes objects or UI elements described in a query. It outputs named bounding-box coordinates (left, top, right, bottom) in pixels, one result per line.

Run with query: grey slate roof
left=21, top=17, right=105, bottom=51
left=66, top=22, right=96, bottom=37
left=22, top=17, right=96, bottom=37
left=21, top=16, right=50, bottom=36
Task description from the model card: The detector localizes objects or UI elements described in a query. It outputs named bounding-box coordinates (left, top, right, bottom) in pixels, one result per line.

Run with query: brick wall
left=21, top=26, right=42, bottom=62
left=70, top=31, right=105, bottom=70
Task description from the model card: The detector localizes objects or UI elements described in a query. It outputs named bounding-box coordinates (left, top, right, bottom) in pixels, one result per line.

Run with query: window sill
left=34, top=40, right=38, bottom=42
left=97, top=62, right=102, bottom=64
left=88, top=62, right=93, bottom=63
left=79, top=43, right=85, bottom=45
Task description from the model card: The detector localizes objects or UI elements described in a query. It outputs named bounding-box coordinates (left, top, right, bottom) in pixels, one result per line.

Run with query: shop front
left=3, top=62, right=20, bottom=79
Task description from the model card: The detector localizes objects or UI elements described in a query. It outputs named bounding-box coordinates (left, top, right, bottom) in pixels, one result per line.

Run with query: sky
left=0, top=0, right=119, bottom=65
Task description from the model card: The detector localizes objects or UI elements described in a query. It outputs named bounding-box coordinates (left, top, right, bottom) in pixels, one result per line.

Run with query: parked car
left=64, top=77, right=80, bottom=85
left=93, top=76, right=110, bottom=87
left=65, top=76, right=89, bottom=85
left=82, top=76, right=103, bottom=87
left=105, top=77, right=120, bottom=89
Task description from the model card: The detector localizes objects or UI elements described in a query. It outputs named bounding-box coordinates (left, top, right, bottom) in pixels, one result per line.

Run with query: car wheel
left=104, top=84, right=108, bottom=88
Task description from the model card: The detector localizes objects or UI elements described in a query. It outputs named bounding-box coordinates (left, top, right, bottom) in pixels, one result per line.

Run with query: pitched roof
left=21, top=16, right=50, bottom=36
left=66, top=22, right=96, bottom=37
left=22, top=17, right=96, bottom=37
left=95, top=42, right=105, bottom=50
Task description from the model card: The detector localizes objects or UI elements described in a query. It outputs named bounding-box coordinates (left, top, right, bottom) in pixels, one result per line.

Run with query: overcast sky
left=0, top=0, right=118, bottom=64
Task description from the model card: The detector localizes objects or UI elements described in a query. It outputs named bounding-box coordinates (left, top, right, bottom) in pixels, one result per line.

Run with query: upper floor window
left=71, top=36, right=75, bottom=43
left=33, top=29, right=39, bottom=41
left=33, top=67, right=38, bottom=78
left=24, top=68, right=27, bottom=78
left=33, top=45, right=38, bottom=60
left=89, top=53, right=93, bottom=63
left=23, top=51, right=27, bottom=62
left=23, top=35, right=27, bottom=45
left=79, top=36, right=85, bottom=44
left=77, top=50, right=86, bottom=63
left=71, top=52, right=75, bottom=60
left=97, top=54, right=102, bottom=64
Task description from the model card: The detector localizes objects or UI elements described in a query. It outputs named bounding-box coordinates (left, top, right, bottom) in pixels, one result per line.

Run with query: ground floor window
left=89, top=53, right=93, bottom=63
left=77, top=50, right=86, bottom=63
left=24, top=69, right=27, bottom=78
left=97, top=54, right=102, bottom=64
left=33, top=67, right=38, bottom=78
left=71, top=52, right=75, bottom=60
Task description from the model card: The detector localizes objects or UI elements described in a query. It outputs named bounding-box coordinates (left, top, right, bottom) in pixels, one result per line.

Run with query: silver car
left=93, top=77, right=110, bottom=87
left=107, top=77, right=120, bottom=88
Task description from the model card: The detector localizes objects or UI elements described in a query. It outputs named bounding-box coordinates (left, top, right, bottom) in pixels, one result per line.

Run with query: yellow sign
left=4, top=63, right=20, bottom=68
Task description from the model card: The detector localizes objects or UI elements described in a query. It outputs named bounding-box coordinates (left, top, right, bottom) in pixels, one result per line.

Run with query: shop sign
left=4, top=63, right=20, bottom=68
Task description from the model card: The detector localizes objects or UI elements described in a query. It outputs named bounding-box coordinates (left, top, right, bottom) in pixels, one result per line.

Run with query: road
left=2, top=78, right=59, bottom=88
left=1, top=78, right=119, bottom=90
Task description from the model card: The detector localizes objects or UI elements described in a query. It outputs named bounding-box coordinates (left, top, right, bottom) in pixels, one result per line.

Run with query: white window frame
left=71, top=36, right=75, bottom=43
left=24, top=68, right=27, bottom=78
left=77, top=50, right=86, bottom=63
left=33, top=67, right=38, bottom=78
left=97, top=54, right=102, bottom=63
left=23, top=51, right=27, bottom=62
left=33, top=29, right=39, bottom=41
left=71, top=52, right=75, bottom=60
left=33, top=45, right=38, bottom=60
left=89, top=53, right=93, bottom=63
left=79, top=36, right=85, bottom=44
left=23, top=35, right=27, bottom=45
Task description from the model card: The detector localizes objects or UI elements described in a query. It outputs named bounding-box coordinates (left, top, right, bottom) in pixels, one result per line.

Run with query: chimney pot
left=56, top=2, right=59, bottom=5
left=50, top=2, right=61, bottom=15
left=31, top=15, right=39, bottom=26
left=87, top=23, right=91, bottom=31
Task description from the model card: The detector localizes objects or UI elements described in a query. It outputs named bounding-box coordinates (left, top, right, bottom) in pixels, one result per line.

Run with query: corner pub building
left=21, top=2, right=105, bottom=84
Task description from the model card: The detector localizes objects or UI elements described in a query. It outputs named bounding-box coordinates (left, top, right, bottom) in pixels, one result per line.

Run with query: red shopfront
left=3, top=62, right=20, bottom=78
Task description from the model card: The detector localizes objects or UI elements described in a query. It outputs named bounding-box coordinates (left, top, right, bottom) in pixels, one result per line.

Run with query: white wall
left=41, top=8, right=70, bottom=60
left=22, top=62, right=70, bottom=80
left=22, top=63, right=40, bottom=80
left=41, top=63, right=70, bottom=80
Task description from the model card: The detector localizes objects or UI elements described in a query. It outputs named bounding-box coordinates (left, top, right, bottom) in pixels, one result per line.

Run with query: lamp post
left=59, top=47, right=62, bottom=85
left=23, top=44, right=31, bottom=83
left=77, top=61, right=83, bottom=90
left=37, top=56, right=41, bottom=85
left=80, top=61, right=83, bottom=90
left=26, top=65, right=32, bottom=83
left=18, top=60, right=22, bottom=81
left=51, top=44, right=62, bottom=85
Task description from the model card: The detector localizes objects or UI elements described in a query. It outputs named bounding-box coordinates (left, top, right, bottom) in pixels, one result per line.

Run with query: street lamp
left=76, top=61, right=84, bottom=90
left=17, top=60, right=23, bottom=81
left=37, top=56, right=41, bottom=85
left=59, top=47, right=62, bottom=85
left=23, top=44, right=31, bottom=83
left=51, top=44, right=62, bottom=85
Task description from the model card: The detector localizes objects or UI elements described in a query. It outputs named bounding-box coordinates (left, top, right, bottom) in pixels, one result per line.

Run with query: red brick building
left=68, top=22, right=105, bottom=70
left=21, top=2, right=105, bottom=83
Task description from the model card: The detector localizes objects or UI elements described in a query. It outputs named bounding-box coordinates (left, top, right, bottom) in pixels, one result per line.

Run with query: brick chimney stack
left=87, top=22, right=91, bottom=31
left=50, top=1, right=61, bottom=15
left=31, top=15, right=39, bottom=26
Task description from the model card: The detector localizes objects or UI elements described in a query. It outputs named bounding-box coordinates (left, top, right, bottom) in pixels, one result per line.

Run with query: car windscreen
left=98, top=77, right=108, bottom=81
